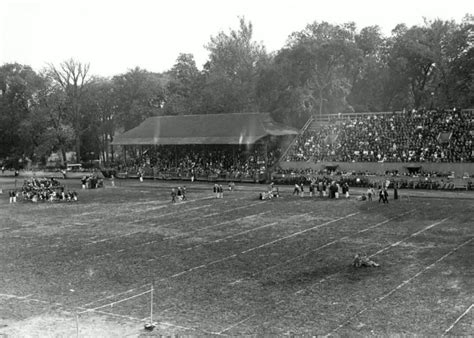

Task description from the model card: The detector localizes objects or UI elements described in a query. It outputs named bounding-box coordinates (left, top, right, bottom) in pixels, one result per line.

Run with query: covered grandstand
left=112, top=113, right=298, bottom=146
left=111, top=113, right=299, bottom=182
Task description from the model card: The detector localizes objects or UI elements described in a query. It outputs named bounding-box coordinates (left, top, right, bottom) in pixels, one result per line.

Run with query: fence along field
left=0, top=179, right=472, bottom=336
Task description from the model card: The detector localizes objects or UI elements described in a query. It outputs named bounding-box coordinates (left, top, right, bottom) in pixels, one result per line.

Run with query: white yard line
left=81, top=284, right=151, bottom=308
left=326, top=237, right=473, bottom=336
left=241, top=212, right=359, bottom=255
left=91, top=208, right=269, bottom=259
left=0, top=293, right=34, bottom=301
left=78, top=289, right=152, bottom=314
left=443, top=303, right=473, bottom=335
left=154, top=212, right=358, bottom=283
left=129, top=204, right=212, bottom=224
left=230, top=210, right=416, bottom=286
left=86, top=200, right=258, bottom=249
left=165, top=208, right=269, bottom=240
left=369, top=218, right=449, bottom=258
left=147, top=211, right=271, bottom=261
left=295, top=217, right=449, bottom=295
left=0, top=291, right=202, bottom=334
left=215, top=314, right=256, bottom=335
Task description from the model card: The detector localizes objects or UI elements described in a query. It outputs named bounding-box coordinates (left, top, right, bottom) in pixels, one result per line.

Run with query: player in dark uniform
left=182, top=186, right=187, bottom=200
left=171, top=188, right=177, bottom=203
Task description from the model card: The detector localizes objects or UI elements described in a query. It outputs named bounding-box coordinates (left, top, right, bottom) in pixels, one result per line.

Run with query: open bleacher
left=285, top=109, right=473, bottom=164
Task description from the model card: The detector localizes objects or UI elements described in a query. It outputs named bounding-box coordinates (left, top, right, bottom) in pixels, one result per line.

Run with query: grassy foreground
left=0, top=178, right=472, bottom=336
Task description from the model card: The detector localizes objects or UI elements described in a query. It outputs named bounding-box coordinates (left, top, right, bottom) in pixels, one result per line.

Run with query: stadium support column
left=232, top=146, right=236, bottom=168
left=264, top=140, right=269, bottom=183
left=175, top=145, right=178, bottom=168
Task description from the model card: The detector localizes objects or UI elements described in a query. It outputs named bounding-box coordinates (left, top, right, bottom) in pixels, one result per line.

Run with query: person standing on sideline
left=293, top=183, right=301, bottom=196
left=171, top=188, right=177, bottom=203
left=394, top=182, right=399, bottom=200
left=383, top=188, right=389, bottom=203
left=344, top=182, right=350, bottom=198
left=182, top=186, right=187, bottom=200
left=367, top=187, right=374, bottom=201
left=378, top=187, right=384, bottom=203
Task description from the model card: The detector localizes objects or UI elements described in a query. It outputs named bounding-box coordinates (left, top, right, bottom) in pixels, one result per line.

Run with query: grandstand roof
left=111, top=113, right=299, bottom=146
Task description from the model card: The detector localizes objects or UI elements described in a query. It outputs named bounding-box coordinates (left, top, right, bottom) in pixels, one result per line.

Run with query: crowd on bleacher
left=118, top=144, right=281, bottom=180
left=286, top=109, right=473, bottom=163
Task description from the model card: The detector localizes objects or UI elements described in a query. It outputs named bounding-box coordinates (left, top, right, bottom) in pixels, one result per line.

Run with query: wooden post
left=76, top=313, right=79, bottom=338
left=150, top=284, right=154, bottom=324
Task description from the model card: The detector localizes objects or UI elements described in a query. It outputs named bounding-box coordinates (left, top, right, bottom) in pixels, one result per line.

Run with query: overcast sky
left=1, top=0, right=472, bottom=77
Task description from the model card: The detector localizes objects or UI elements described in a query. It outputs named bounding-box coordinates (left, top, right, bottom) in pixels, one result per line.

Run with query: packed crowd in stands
left=286, top=109, right=473, bottom=163
left=20, top=177, right=78, bottom=202
left=117, top=143, right=281, bottom=180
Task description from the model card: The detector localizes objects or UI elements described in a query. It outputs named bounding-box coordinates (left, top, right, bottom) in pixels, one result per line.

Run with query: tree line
left=0, top=16, right=472, bottom=166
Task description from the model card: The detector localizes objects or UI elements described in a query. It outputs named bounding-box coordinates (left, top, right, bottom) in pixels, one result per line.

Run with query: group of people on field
left=292, top=180, right=350, bottom=199
left=15, top=177, right=78, bottom=203
left=359, top=182, right=399, bottom=203
left=170, top=186, right=187, bottom=203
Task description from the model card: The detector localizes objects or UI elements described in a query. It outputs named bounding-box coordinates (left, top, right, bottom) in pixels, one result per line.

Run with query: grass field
left=0, top=178, right=473, bottom=336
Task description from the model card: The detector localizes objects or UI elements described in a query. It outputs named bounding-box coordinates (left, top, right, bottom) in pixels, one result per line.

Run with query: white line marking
left=254, top=210, right=416, bottom=279
left=443, top=303, right=473, bottom=335
left=87, top=309, right=143, bottom=321
left=156, top=212, right=357, bottom=283
left=369, top=218, right=449, bottom=258
left=327, top=237, right=473, bottom=335
left=81, top=284, right=150, bottom=307
left=241, top=212, right=359, bottom=254
left=295, top=216, right=448, bottom=295
left=229, top=211, right=370, bottom=286
left=91, top=209, right=270, bottom=259
left=84, top=204, right=207, bottom=245
left=214, top=222, right=279, bottom=243
left=129, top=204, right=212, bottom=224
left=165, top=210, right=270, bottom=240
left=84, top=309, right=202, bottom=333
left=79, top=289, right=152, bottom=314
left=217, top=314, right=256, bottom=335
left=0, top=293, right=49, bottom=304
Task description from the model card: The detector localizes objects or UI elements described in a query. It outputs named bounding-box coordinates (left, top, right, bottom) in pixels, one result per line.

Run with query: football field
left=0, top=179, right=472, bottom=336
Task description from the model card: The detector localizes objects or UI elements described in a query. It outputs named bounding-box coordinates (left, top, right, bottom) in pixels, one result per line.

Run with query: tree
left=0, top=63, right=44, bottom=163
left=163, top=53, right=203, bottom=115
left=387, top=24, right=437, bottom=109
left=88, top=78, right=116, bottom=162
left=25, top=76, right=75, bottom=165
left=112, top=67, right=167, bottom=131
left=259, top=22, right=362, bottom=127
left=47, top=59, right=93, bottom=163
left=202, top=17, right=267, bottom=114
left=348, top=26, right=389, bottom=112
left=425, top=16, right=474, bottom=108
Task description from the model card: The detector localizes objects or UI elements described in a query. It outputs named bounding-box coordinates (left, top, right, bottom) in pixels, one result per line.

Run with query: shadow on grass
left=259, top=263, right=385, bottom=289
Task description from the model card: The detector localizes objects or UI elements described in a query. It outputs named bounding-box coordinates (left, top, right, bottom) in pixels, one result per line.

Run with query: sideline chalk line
left=326, top=237, right=473, bottom=336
